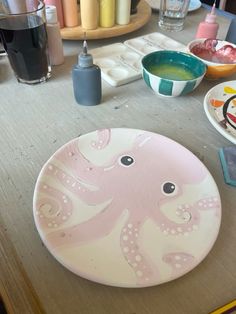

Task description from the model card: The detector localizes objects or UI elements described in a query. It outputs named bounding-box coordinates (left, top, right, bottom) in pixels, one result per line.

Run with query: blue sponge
left=219, top=147, right=236, bottom=187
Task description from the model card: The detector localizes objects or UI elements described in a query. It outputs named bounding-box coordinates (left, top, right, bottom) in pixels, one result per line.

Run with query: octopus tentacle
left=195, top=196, right=221, bottom=216
left=45, top=202, right=122, bottom=249
left=162, top=252, right=195, bottom=277
left=35, top=183, right=73, bottom=228
left=44, top=163, right=109, bottom=204
left=54, top=130, right=111, bottom=184
left=55, top=139, right=104, bottom=184
left=120, top=220, right=159, bottom=285
left=150, top=196, right=220, bottom=236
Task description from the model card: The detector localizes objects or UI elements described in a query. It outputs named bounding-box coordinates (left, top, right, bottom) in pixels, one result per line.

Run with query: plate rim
left=203, top=80, right=236, bottom=145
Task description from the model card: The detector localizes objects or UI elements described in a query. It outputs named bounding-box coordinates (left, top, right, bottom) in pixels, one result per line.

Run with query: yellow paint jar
left=99, top=0, right=115, bottom=28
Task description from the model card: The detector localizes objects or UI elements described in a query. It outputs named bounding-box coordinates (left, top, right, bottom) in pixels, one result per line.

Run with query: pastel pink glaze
left=35, top=129, right=220, bottom=285
left=191, top=39, right=236, bottom=64
left=162, top=252, right=195, bottom=277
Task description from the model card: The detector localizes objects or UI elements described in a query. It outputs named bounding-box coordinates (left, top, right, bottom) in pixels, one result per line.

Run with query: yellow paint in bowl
left=148, top=64, right=196, bottom=81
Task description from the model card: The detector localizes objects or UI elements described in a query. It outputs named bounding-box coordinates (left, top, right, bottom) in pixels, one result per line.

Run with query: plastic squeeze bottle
left=61, top=0, right=79, bottom=27
left=45, top=5, right=64, bottom=66
left=116, top=0, right=131, bottom=25
left=80, top=0, right=99, bottom=30
left=99, top=0, right=115, bottom=28
left=195, top=2, right=219, bottom=39
left=44, top=0, right=64, bottom=28
left=72, top=40, right=102, bottom=106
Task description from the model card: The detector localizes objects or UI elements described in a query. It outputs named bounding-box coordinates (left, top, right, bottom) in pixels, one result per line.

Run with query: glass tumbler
left=0, top=0, right=51, bottom=84
left=158, top=0, right=190, bottom=32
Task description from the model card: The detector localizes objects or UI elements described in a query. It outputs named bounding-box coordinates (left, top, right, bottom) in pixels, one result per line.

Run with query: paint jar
left=99, top=0, right=115, bottom=28
left=62, top=0, right=79, bottom=27
left=116, top=0, right=131, bottom=25
left=80, top=0, right=99, bottom=30
left=45, top=5, right=64, bottom=66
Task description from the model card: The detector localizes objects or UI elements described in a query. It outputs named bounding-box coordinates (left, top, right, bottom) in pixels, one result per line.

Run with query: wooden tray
left=60, top=0, right=152, bottom=40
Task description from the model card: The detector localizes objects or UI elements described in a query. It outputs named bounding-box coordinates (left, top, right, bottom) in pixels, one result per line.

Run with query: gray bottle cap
left=78, top=53, right=93, bottom=67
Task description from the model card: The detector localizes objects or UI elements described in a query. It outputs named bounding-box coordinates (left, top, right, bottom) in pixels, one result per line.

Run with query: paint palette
left=91, top=43, right=142, bottom=87
left=91, top=33, right=186, bottom=87
left=204, top=81, right=236, bottom=144
left=33, top=128, right=221, bottom=288
left=124, top=32, right=186, bottom=56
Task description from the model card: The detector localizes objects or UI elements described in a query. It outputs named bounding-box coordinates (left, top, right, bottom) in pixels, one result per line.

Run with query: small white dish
left=204, top=81, right=236, bottom=144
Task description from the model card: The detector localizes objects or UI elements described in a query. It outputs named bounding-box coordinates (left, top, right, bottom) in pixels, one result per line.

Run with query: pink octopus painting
left=34, top=129, right=221, bottom=287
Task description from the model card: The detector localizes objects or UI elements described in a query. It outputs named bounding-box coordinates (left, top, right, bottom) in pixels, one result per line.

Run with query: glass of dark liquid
left=0, top=0, right=51, bottom=84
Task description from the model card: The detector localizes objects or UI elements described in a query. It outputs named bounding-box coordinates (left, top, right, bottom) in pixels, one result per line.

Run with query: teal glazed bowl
left=141, top=50, right=206, bottom=97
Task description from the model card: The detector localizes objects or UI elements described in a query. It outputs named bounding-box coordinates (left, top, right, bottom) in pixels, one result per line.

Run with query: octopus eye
left=161, top=182, right=177, bottom=196
left=119, top=155, right=134, bottom=167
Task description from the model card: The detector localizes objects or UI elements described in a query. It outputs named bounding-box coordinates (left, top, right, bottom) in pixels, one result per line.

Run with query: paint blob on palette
left=33, top=128, right=221, bottom=288
left=204, top=81, right=236, bottom=144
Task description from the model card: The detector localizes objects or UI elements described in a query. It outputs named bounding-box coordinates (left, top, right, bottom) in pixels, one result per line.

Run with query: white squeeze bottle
left=195, top=1, right=219, bottom=39
left=116, top=0, right=131, bottom=25
left=45, top=5, right=64, bottom=66
left=44, top=0, right=64, bottom=28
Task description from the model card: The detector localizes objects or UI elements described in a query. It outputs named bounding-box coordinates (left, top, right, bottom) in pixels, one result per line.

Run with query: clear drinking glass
left=0, top=0, right=51, bottom=84
left=158, top=0, right=190, bottom=32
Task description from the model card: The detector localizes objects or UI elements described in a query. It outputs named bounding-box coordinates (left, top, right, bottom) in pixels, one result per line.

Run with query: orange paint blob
left=210, top=99, right=224, bottom=107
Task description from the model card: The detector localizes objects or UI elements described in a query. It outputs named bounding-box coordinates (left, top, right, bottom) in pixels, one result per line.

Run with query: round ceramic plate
left=33, top=128, right=221, bottom=288
left=204, top=81, right=236, bottom=145
left=145, top=0, right=201, bottom=12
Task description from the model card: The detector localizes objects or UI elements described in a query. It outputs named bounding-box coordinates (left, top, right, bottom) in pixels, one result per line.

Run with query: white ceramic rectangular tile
left=124, top=32, right=186, bottom=56
left=91, top=43, right=143, bottom=87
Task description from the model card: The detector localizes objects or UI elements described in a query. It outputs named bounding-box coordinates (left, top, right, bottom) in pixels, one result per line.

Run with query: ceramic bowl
left=141, top=50, right=206, bottom=97
left=187, top=39, right=236, bottom=80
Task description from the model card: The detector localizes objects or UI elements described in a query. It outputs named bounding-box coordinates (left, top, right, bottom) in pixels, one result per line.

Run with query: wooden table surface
left=0, top=6, right=235, bottom=314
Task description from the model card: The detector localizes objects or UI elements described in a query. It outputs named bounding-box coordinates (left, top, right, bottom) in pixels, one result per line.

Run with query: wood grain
left=60, top=0, right=151, bottom=40
left=0, top=219, right=45, bottom=314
